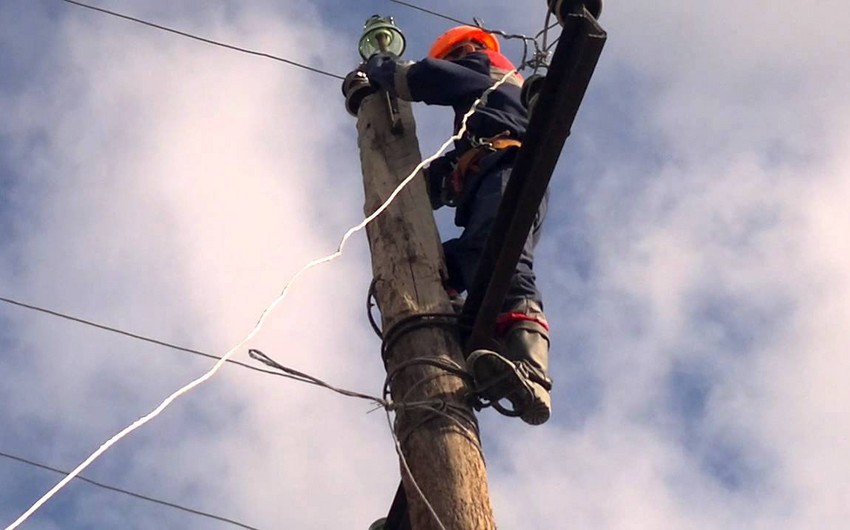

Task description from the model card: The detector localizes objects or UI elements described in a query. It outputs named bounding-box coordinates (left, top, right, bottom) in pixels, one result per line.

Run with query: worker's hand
left=364, top=52, right=399, bottom=93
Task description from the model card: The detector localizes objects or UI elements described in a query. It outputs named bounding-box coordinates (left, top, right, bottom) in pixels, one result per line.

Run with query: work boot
left=502, top=320, right=552, bottom=425
left=469, top=300, right=553, bottom=425
left=467, top=348, right=527, bottom=409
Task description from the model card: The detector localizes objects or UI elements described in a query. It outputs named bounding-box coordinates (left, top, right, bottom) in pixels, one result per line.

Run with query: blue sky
left=2, top=1, right=850, bottom=529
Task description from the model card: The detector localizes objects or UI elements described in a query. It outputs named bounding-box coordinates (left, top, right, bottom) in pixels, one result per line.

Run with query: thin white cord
left=4, top=67, right=519, bottom=530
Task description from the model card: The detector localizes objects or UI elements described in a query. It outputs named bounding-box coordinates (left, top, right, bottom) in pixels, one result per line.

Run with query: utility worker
left=365, top=26, right=552, bottom=425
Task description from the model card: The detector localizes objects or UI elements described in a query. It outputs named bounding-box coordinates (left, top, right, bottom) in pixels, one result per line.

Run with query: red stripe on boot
left=495, top=312, right=550, bottom=337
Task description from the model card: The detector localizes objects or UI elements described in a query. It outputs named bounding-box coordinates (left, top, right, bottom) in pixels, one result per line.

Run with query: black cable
left=385, top=0, right=469, bottom=26
left=378, top=312, right=477, bottom=413
left=366, top=279, right=383, bottom=339
left=393, top=401, right=480, bottom=449
left=59, top=0, right=345, bottom=80
left=0, top=450, right=260, bottom=530
left=380, top=352, right=482, bottom=458
left=248, top=349, right=387, bottom=405
left=380, top=312, right=465, bottom=365
left=385, top=0, right=548, bottom=71
left=0, top=295, right=305, bottom=381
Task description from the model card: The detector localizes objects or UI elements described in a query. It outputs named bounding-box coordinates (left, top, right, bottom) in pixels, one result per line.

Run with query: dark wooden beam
left=462, top=8, right=607, bottom=352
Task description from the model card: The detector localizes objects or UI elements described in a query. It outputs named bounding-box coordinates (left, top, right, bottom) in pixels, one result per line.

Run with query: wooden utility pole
left=355, top=91, right=496, bottom=529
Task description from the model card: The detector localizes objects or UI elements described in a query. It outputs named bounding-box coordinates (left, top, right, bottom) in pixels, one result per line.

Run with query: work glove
left=364, top=52, right=399, bottom=94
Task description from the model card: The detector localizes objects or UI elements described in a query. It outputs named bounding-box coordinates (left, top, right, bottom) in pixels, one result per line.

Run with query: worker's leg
left=443, top=163, right=547, bottom=301
left=444, top=164, right=553, bottom=424
left=441, top=168, right=503, bottom=295
left=505, top=186, right=547, bottom=310
left=496, top=298, right=552, bottom=425
left=497, top=181, right=552, bottom=425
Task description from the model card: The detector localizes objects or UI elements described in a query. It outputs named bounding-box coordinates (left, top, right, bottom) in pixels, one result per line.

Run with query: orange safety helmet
left=428, top=26, right=500, bottom=59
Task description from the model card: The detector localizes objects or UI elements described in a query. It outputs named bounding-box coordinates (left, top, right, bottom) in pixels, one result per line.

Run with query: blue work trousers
left=443, top=159, right=547, bottom=312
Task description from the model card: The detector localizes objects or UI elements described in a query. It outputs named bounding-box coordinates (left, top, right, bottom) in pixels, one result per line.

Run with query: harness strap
left=448, top=135, right=522, bottom=200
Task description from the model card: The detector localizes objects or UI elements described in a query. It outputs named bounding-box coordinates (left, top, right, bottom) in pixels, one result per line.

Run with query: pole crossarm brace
left=461, top=7, right=607, bottom=353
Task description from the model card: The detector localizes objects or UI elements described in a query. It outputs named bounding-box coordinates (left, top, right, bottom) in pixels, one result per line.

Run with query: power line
left=385, top=0, right=469, bottom=26
left=59, top=0, right=345, bottom=80
left=0, top=450, right=259, bottom=530
left=0, top=294, right=392, bottom=399
left=249, top=349, right=385, bottom=405
left=384, top=0, right=545, bottom=72
left=0, top=295, right=284, bottom=379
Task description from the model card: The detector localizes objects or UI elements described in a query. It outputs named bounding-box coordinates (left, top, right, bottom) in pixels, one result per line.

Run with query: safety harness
left=444, top=133, right=522, bottom=205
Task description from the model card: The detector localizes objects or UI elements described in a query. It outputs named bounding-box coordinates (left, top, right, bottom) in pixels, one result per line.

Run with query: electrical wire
left=0, top=295, right=312, bottom=382
left=0, top=294, right=389, bottom=410
left=0, top=450, right=259, bottom=530
left=248, top=349, right=387, bottom=405
left=59, top=0, right=345, bottom=80
left=536, top=14, right=558, bottom=70
left=384, top=0, right=469, bottom=26
left=366, top=279, right=384, bottom=339
left=383, top=0, right=547, bottom=71
left=384, top=0, right=549, bottom=72
left=385, top=410, right=447, bottom=530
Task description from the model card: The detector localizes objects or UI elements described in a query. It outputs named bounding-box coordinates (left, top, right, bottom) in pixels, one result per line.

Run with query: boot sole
left=468, top=350, right=551, bottom=424
left=468, top=349, right=524, bottom=404
left=519, top=381, right=551, bottom=425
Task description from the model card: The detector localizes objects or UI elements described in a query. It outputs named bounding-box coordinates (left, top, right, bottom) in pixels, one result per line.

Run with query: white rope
left=4, top=67, right=520, bottom=530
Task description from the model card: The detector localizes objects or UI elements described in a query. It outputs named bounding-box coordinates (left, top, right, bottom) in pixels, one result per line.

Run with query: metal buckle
left=468, top=130, right=512, bottom=150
